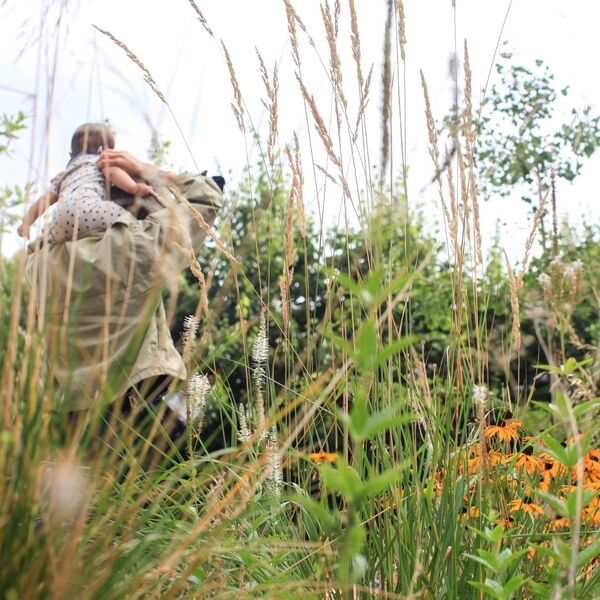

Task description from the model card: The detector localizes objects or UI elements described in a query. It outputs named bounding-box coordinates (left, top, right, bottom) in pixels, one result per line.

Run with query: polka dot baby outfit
left=50, top=153, right=127, bottom=242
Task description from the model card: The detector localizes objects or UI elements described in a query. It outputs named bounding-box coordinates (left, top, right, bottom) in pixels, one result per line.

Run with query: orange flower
left=489, top=450, right=509, bottom=466
left=508, top=499, right=544, bottom=516
left=538, top=476, right=552, bottom=493
left=581, top=453, right=600, bottom=483
left=549, top=514, right=570, bottom=530
left=496, top=515, right=515, bottom=529
left=583, top=496, right=600, bottom=525
left=539, top=452, right=566, bottom=480
left=510, top=452, right=543, bottom=475
left=309, top=452, right=337, bottom=464
left=485, top=419, right=523, bottom=443
left=459, top=506, right=480, bottom=521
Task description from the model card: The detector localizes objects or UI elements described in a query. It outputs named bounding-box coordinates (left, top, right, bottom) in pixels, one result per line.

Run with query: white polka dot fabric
left=50, top=154, right=127, bottom=242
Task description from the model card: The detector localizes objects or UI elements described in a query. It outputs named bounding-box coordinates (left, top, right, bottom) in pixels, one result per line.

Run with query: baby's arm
left=18, top=190, right=58, bottom=238
left=104, top=166, right=153, bottom=196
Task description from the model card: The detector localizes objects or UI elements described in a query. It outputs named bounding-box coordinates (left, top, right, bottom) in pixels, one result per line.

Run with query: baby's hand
left=131, top=182, right=153, bottom=197
left=17, top=223, right=30, bottom=239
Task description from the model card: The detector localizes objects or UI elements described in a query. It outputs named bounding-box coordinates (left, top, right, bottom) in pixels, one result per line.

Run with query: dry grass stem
left=186, top=247, right=210, bottom=319
left=394, top=0, right=407, bottom=62
left=280, top=175, right=297, bottom=337
left=444, top=147, right=460, bottom=259
left=505, top=251, right=522, bottom=351
left=348, top=0, right=364, bottom=91
left=518, top=188, right=547, bottom=290
left=92, top=26, right=166, bottom=104
left=421, top=71, right=454, bottom=251
left=177, top=192, right=238, bottom=265
left=462, top=41, right=483, bottom=264
left=551, top=168, right=558, bottom=257
left=222, top=42, right=245, bottom=133
left=287, top=133, right=305, bottom=239
left=353, top=64, right=373, bottom=141
left=283, top=0, right=303, bottom=68
left=296, top=76, right=342, bottom=170
left=455, top=141, right=472, bottom=243
left=380, top=0, right=393, bottom=175
left=257, top=49, right=279, bottom=169
left=187, top=0, right=214, bottom=37
left=315, top=163, right=338, bottom=186
left=321, top=2, right=347, bottom=109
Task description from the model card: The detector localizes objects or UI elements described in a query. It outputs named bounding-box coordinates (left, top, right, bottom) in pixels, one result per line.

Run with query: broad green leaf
left=361, top=408, right=415, bottom=441
left=540, top=434, right=569, bottom=466
left=285, top=494, right=337, bottom=532
left=497, top=547, right=529, bottom=572
left=470, top=578, right=504, bottom=599
left=358, top=465, right=407, bottom=501
left=371, top=335, right=418, bottom=368
left=566, top=488, right=595, bottom=519
left=577, top=534, right=600, bottom=568
left=573, top=399, right=600, bottom=418
left=538, top=490, right=568, bottom=517
left=467, top=549, right=498, bottom=572
left=338, top=524, right=366, bottom=583
left=503, top=574, right=527, bottom=598
left=354, top=321, right=378, bottom=370
left=552, top=537, right=572, bottom=567
left=319, top=462, right=363, bottom=502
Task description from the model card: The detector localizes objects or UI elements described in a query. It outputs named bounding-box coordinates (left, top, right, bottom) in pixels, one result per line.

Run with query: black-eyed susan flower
left=459, top=506, right=480, bottom=521
left=485, top=419, right=523, bottom=443
left=583, top=506, right=600, bottom=525
left=309, top=452, right=337, bottom=464
left=496, top=515, right=515, bottom=529
left=580, top=452, right=600, bottom=482
left=508, top=498, right=544, bottom=516
left=549, top=515, right=571, bottom=530
left=538, top=452, right=566, bottom=480
left=510, top=448, right=543, bottom=475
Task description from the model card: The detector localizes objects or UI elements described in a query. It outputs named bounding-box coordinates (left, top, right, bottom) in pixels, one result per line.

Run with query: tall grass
left=1, top=1, right=599, bottom=598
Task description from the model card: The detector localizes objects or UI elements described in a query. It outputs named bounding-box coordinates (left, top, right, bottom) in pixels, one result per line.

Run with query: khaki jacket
left=26, top=171, right=223, bottom=411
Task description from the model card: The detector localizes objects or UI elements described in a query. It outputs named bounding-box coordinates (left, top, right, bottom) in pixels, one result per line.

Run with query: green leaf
left=319, top=462, right=363, bottom=503
left=577, top=534, right=600, bottom=568
left=360, top=408, right=415, bottom=441
left=338, top=395, right=415, bottom=442
left=285, top=494, right=337, bottom=532
left=552, top=537, right=572, bottom=567
left=528, top=580, right=551, bottom=598
left=573, top=399, right=600, bottom=419
left=566, top=488, right=595, bottom=520
left=354, top=320, right=378, bottom=370
left=372, top=335, right=418, bottom=368
left=540, top=434, right=569, bottom=466
left=358, top=465, right=407, bottom=502
left=470, top=579, right=504, bottom=599
left=503, top=574, right=527, bottom=598
left=338, top=523, right=366, bottom=583
left=484, top=524, right=505, bottom=544
left=467, top=549, right=498, bottom=572
left=497, top=547, right=530, bottom=572
left=538, top=490, right=568, bottom=518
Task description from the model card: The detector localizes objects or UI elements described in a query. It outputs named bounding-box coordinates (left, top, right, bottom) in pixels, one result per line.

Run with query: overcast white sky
left=1, top=0, right=599, bottom=258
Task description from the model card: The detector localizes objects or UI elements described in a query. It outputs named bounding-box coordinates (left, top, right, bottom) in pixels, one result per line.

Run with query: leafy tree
left=475, top=51, right=600, bottom=204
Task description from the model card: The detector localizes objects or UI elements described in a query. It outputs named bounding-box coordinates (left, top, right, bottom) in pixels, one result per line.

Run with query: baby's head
left=71, top=122, right=115, bottom=156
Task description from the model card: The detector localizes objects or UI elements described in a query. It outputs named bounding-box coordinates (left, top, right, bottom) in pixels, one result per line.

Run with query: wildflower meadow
left=0, top=1, right=599, bottom=598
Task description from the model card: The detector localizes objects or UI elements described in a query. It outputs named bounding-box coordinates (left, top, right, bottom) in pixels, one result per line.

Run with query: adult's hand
left=97, top=150, right=145, bottom=178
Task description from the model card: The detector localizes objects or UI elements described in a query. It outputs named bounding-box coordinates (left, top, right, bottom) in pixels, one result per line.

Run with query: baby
left=18, top=122, right=152, bottom=241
